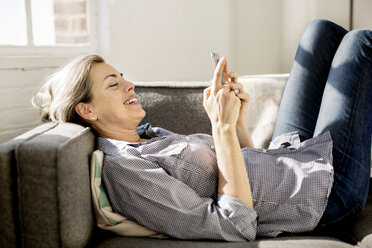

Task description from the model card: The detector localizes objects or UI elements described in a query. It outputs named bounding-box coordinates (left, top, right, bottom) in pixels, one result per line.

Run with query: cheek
left=92, top=96, right=121, bottom=115
left=102, top=101, right=123, bottom=114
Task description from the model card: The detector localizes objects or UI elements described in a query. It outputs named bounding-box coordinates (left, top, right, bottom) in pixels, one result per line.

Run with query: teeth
left=124, top=98, right=138, bottom=105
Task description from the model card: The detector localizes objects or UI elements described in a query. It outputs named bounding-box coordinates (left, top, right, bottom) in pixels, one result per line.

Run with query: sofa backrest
left=135, top=83, right=212, bottom=134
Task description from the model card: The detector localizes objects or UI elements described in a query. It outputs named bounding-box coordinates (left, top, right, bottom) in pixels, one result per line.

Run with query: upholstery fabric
left=94, top=236, right=353, bottom=248
left=0, top=122, right=57, bottom=248
left=90, top=150, right=166, bottom=238
left=16, top=122, right=95, bottom=248
left=351, top=182, right=372, bottom=242
left=360, top=234, right=372, bottom=247
left=136, top=86, right=211, bottom=135
left=239, top=74, right=288, bottom=148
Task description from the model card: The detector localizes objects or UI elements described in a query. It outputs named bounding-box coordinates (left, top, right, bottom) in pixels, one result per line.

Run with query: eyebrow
left=103, top=73, right=123, bottom=81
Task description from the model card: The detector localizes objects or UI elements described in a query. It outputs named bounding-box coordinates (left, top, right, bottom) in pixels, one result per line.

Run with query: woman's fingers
left=206, top=57, right=247, bottom=126
left=212, top=57, right=239, bottom=91
left=210, top=57, right=245, bottom=103
left=223, top=58, right=229, bottom=79
left=228, top=82, right=245, bottom=97
left=237, top=92, right=250, bottom=103
left=212, top=57, right=227, bottom=93
left=203, top=86, right=212, bottom=107
left=228, top=72, right=238, bottom=84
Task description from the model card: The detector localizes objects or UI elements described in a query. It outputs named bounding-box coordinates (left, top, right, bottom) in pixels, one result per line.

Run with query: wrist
left=236, top=119, right=246, bottom=128
left=236, top=123, right=248, bottom=134
left=212, top=123, right=236, bottom=134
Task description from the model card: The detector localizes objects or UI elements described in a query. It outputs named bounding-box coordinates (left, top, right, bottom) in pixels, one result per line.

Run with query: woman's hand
left=226, top=72, right=250, bottom=127
left=202, top=57, right=254, bottom=209
left=227, top=74, right=254, bottom=148
left=203, top=57, right=241, bottom=128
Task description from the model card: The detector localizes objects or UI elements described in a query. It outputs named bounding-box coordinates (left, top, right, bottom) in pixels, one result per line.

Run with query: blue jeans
left=272, top=19, right=372, bottom=233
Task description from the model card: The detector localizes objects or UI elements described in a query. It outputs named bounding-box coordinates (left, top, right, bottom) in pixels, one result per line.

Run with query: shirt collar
left=136, top=123, right=158, bottom=139
left=97, top=123, right=158, bottom=155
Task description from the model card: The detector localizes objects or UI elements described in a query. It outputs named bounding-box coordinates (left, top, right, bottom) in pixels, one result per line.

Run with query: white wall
left=234, top=0, right=283, bottom=75
left=106, top=0, right=372, bottom=80
left=0, top=58, right=69, bottom=143
left=0, top=68, right=42, bottom=143
left=106, top=0, right=286, bottom=80
left=354, top=0, right=372, bottom=29
left=280, top=0, right=350, bottom=72
left=106, top=0, right=235, bottom=81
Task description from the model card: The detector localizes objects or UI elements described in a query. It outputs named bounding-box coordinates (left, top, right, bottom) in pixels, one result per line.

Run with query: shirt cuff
left=217, top=194, right=258, bottom=241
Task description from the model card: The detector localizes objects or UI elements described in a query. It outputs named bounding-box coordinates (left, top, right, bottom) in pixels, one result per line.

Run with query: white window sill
left=0, top=54, right=89, bottom=70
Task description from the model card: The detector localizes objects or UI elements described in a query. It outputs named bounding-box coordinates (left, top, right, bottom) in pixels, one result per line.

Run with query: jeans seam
left=339, top=36, right=371, bottom=167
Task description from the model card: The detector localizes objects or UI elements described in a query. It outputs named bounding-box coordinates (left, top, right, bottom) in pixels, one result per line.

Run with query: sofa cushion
left=16, top=122, right=95, bottom=248
left=90, top=150, right=166, bottom=238
left=93, top=235, right=354, bottom=248
left=239, top=74, right=288, bottom=149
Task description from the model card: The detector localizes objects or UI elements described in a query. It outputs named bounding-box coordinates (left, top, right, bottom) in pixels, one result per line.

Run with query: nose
left=124, top=80, right=135, bottom=92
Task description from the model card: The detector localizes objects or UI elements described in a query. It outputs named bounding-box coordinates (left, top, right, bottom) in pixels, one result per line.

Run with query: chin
left=136, top=108, right=146, bottom=122
left=140, top=108, right=146, bottom=118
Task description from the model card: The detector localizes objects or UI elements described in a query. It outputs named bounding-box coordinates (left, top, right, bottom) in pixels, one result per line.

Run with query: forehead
left=90, top=62, right=119, bottom=83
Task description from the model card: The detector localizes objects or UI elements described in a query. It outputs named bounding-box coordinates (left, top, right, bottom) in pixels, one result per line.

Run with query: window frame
left=0, top=0, right=99, bottom=68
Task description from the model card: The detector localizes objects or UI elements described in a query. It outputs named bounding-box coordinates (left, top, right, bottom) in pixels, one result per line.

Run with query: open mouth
left=124, top=98, right=138, bottom=105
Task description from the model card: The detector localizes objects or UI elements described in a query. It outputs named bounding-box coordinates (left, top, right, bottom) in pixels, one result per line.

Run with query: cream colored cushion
left=239, top=74, right=288, bottom=149
left=90, top=150, right=167, bottom=238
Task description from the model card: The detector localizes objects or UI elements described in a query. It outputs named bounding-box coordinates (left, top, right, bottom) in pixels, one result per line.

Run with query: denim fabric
left=273, top=19, right=372, bottom=230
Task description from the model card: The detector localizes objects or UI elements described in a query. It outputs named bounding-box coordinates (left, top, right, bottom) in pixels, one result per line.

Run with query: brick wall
left=54, top=0, right=88, bottom=44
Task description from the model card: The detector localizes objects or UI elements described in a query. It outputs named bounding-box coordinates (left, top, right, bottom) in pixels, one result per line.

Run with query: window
left=0, top=0, right=97, bottom=56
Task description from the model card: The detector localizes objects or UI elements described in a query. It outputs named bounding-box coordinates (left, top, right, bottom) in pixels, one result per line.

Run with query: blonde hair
left=32, top=54, right=104, bottom=124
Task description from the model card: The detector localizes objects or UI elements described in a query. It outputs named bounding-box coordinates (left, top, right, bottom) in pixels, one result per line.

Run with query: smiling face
left=80, top=62, right=146, bottom=139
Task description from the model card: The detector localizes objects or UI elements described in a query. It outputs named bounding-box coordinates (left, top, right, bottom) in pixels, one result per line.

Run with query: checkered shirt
left=98, top=125, right=334, bottom=241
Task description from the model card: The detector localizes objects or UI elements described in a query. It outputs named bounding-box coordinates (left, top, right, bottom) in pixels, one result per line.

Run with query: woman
left=33, top=19, right=372, bottom=241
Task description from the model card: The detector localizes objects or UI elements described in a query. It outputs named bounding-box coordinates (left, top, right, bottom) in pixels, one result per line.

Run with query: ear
left=75, top=102, right=94, bottom=121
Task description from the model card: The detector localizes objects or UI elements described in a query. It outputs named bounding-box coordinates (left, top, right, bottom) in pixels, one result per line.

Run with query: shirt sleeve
left=102, top=154, right=257, bottom=241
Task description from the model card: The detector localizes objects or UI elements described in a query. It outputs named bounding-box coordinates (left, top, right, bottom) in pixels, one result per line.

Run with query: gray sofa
left=1, top=79, right=371, bottom=248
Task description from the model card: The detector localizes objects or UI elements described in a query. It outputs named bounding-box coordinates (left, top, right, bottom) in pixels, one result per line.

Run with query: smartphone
left=210, top=52, right=226, bottom=85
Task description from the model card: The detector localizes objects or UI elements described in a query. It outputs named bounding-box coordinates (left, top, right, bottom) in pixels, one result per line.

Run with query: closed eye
left=109, top=82, right=119, bottom=88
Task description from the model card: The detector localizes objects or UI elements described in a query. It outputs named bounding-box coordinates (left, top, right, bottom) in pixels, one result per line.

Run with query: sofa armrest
left=0, top=122, right=58, bottom=248
left=15, top=122, right=95, bottom=248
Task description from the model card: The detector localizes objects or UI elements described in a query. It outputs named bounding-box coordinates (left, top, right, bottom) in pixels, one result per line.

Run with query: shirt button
left=185, top=137, right=190, bottom=141
left=210, top=145, right=215, bottom=150
left=262, top=149, right=267, bottom=153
